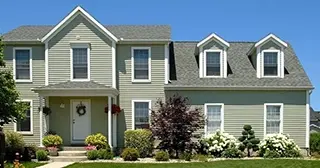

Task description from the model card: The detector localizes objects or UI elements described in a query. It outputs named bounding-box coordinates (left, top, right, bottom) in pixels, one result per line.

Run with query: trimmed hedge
left=98, top=149, right=113, bottom=160
left=36, top=150, right=48, bottom=161
left=124, top=129, right=153, bottom=158
left=121, top=148, right=139, bottom=161
left=87, top=150, right=99, bottom=160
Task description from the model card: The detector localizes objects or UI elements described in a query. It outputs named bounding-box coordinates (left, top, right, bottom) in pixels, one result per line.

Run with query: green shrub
left=179, top=152, right=192, bottom=161
left=221, top=147, right=244, bottom=158
left=193, top=154, right=209, bottom=162
left=98, top=149, right=113, bottom=160
left=124, top=129, right=153, bottom=157
left=310, top=133, right=320, bottom=153
left=238, top=125, right=260, bottom=157
left=36, top=150, right=48, bottom=161
left=5, top=131, right=25, bottom=161
left=154, top=151, right=169, bottom=161
left=87, top=150, right=99, bottom=160
left=121, top=148, right=140, bottom=161
left=42, top=134, right=63, bottom=147
left=263, top=150, right=281, bottom=158
left=85, top=133, right=110, bottom=150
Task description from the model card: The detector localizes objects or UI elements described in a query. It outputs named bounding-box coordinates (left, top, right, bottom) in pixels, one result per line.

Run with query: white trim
left=14, top=99, right=33, bottom=135
left=70, top=99, right=91, bottom=144
left=264, top=103, right=284, bottom=137
left=203, top=49, right=223, bottom=78
left=112, top=42, right=116, bottom=88
left=280, top=47, right=285, bottom=78
left=131, top=100, right=152, bottom=130
left=70, top=43, right=91, bottom=81
left=223, top=48, right=227, bottom=78
left=13, top=47, right=33, bottom=83
left=204, top=103, right=224, bottom=135
left=306, top=91, right=310, bottom=148
left=108, top=97, right=112, bottom=148
left=261, top=50, right=281, bottom=78
left=257, top=47, right=261, bottom=78
left=45, top=43, right=49, bottom=85
left=310, top=124, right=320, bottom=129
left=131, top=47, right=152, bottom=83
left=255, top=34, right=288, bottom=48
left=164, top=44, right=169, bottom=84
left=39, top=97, right=43, bottom=146
left=199, top=46, right=203, bottom=78
left=41, top=6, right=118, bottom=43
left=112, top=97, right=118, bottom=148
left=197, top=33, right=230, bottom=48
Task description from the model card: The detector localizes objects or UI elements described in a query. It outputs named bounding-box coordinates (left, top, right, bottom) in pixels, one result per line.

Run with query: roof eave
left=164, top=85, right=314, bottom=91
left=197, top=33, right=230, bottom=48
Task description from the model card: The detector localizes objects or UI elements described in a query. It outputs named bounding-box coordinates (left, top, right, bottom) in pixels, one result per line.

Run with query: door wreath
left=76, top=102, right=86, bottom=116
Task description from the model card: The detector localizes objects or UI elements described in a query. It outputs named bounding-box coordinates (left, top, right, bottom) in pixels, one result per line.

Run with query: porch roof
left=32, top=81, right=119, bottom=97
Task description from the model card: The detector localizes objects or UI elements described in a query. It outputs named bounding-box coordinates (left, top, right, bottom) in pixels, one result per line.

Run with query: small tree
left=0, top=36, right=27, bottom=126
left=238, top=125, right=260, bottom=157
left=150, top=94, right=204, bottom=157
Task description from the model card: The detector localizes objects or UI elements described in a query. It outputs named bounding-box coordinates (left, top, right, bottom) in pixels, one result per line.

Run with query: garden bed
left=66, top=159, right=320, bottom=168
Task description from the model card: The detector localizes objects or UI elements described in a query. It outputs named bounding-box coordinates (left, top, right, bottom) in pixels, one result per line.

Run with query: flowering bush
left=199, top=130, right=240, bottom=157
left=84, top=144, right=97, bottom=151
left=259, top=134, right=302, bottom=158
left=85, top=133, right=110, bottom=150
left=105, top=104, right=121, bottom=115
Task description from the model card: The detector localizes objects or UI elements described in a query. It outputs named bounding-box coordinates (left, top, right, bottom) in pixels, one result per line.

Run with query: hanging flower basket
left=105, top=104, right=121, bottom=115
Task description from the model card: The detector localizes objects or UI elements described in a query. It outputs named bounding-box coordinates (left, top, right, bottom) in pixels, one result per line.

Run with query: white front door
left=71, top=99, right=91, bottom=144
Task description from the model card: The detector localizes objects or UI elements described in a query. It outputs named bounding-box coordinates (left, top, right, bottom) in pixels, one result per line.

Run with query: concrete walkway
left=37, top=162, right=74, bottom=168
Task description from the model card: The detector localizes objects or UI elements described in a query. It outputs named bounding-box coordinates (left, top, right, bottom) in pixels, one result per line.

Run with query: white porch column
left=39, top=96, right=44, bottom=147
left=108, top=96, right=112, bottom=148
left=112, top=97, right=117, bottom=147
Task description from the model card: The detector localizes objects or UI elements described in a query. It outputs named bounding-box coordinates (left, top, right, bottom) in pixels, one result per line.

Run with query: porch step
left=63, top=146, right=86, bottom=151
left=59, top=151, right=86, bottom=156
left=49, top=156, right=87, bottom=162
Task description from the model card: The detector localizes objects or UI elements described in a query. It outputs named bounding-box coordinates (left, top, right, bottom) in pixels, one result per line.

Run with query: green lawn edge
left=4, top=161, right=46, bottom=168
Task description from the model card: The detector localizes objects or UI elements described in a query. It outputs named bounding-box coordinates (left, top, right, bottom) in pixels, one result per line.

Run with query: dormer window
left=262, top=50, right=280, bottom=77
left=204, top=50, right=222, bottom=77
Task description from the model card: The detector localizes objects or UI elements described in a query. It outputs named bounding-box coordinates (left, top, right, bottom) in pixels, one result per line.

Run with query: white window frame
left=264, top=103, right=283, bottom=137
left=13, top=47, right=33, bottom=83
left=204, top=103, right=224, bottom=135
left=131, top=100, right=152, bottom=130
left=14, top=99, right=33, bottom=135
left=131, top=47, right=151, bottom=83
left=261, top=50, right=281, bottom=78
left=204, top=49, right=223, bottom=78
left=70, top=43, right=91, bottom=81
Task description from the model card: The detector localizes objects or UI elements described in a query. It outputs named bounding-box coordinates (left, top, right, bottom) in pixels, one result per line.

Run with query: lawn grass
left=66, top=159, right=320, bottom=168
left=4, top=161, right=46, bottom=168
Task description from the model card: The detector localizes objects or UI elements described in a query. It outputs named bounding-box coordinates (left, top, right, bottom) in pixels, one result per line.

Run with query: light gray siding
left=117, top=44, right=165, bottom=147
left=165, top=90, right=307, bottom=148
left=48, top=14, right=113, bottom=85
left=3, top=45, right=45, bottom=145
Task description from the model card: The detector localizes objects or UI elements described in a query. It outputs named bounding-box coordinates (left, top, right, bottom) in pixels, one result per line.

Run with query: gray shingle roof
left=167, top=42, right=313, bottom=88
left=3, top=25, right=171, bottom=41
left=311, top=108, right=320, bottom=121
left=35, top=81, right=110, bottom=90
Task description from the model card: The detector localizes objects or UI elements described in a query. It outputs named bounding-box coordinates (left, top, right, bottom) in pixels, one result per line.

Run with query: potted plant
left=105, top=104, right=121, bottom=115
left=47, top=146, right=58, bottom=156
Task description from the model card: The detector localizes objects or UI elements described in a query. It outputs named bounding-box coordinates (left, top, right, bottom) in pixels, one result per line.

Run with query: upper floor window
left=13, top=48, right=32, bottom=82
left=15, top=100, right=33, bottom=134
left=71, top=44, right=90, bottom=81
left=263, top=50, right=280, bottom=77
left=204, top=50, right=222, bottom=77
left=205, top=103, right=224, bottom=135
left=264, top=103, right=283, bottom=135
left=132, top=100, right=151, bottom=129
left=131, top=47, right=151, bottom=82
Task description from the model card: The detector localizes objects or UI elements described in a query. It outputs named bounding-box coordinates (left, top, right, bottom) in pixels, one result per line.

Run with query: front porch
left=32, top=81, right=119, bottom=148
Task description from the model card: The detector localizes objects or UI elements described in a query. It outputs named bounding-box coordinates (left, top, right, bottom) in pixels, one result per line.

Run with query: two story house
left=2, top=6, right=313, bottom=154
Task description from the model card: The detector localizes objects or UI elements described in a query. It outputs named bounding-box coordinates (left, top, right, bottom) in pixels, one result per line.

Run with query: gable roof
left=310, top=107, right=320, bottom=121
left=197, top=33, right=230, bottom=48
left=3, top=25, right=171, bottom=42
left=166, top=41, right=313, bottom=89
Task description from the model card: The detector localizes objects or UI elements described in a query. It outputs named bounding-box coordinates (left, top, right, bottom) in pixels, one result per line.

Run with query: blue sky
left=1, top=0, right=319, bottom=109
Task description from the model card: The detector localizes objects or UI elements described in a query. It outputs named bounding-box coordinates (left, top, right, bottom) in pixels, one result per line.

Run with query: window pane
left=266, top=105, right=281, bottom=134
left=206, top=52, right=220, bottom=76
left=134, top=102, right=149, bottom=129
left=73, top=48, right=88, bottom=79
left=134, top=49, right=149, bottom=79
left=17, top=102, right=31, bottom=132
left=264, top=52, right=278, bottom=76
left=15, top=50, right=30, bottom=79
left=207, top=105, right=222, bottom=134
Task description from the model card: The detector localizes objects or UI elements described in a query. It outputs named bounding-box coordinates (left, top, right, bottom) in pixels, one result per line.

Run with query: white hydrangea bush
left=259, top=134, right=302, bottom=158
left=199, top=130, right=240, bottom=157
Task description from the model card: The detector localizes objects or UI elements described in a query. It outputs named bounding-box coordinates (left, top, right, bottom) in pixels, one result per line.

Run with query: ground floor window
left=264, top=103, right=283, bottom=135
left=205, top=103, right=224, bottom=135
left=15, top=100, right=32, bottom=134
left=132, top=100, right=151, bottom=129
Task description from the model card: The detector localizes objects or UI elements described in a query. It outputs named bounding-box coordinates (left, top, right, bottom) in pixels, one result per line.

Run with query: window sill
left=203, top=76, right=223, bottom=78
left=70, top=79, right=90, bottom=82
left=262, top=75, right=282, bottom=78
left=132, top=80, right=151, bottom=84
left=16, top=131, right=33, bottom=136
left=15, top=79, right=33, bottom=83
